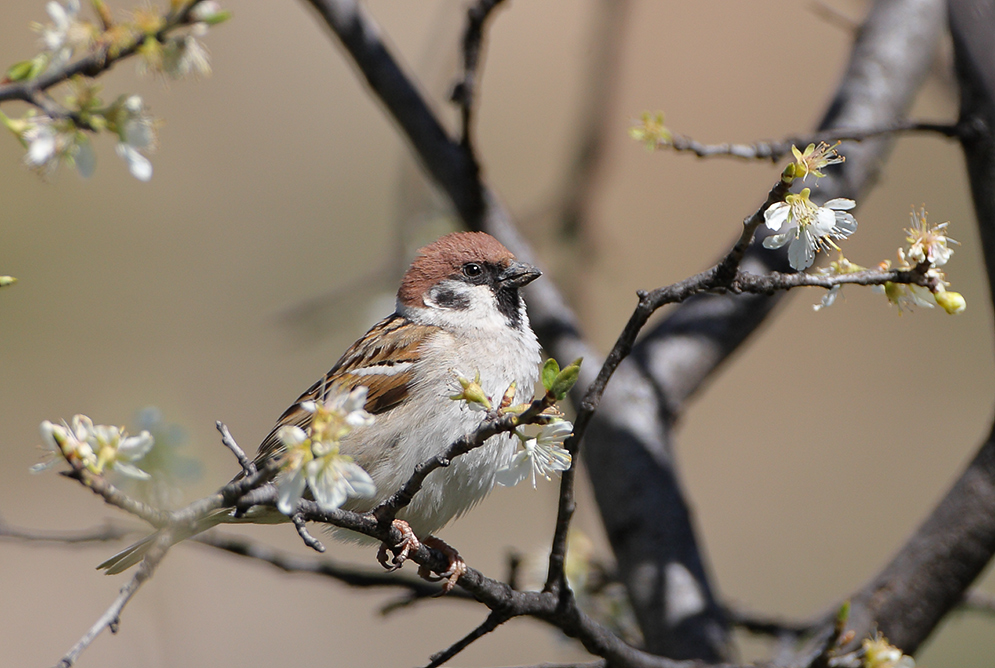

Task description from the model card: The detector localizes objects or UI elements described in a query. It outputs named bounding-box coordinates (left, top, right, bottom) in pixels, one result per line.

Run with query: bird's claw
left=375, top=521, right=465, bottom=593
left=418, top=535, right=466, bottom=594
left=377, top=519, right=420, bottom=572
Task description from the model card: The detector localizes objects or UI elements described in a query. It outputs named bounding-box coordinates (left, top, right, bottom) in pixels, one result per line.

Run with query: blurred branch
left=724, top=605, right=815, bottom=639
left=554, top=0, right=630, bottom=242
left=0, top=1, right=207, bottom=114
left=451, top=0, right=508, bottom=148
left=961, top=590, right=995, bottom=616
left=191, top=530, right=468, bottom=602
left=0, top=517, right=137, bottom=544
left=425, top=609, right=510, bottom=668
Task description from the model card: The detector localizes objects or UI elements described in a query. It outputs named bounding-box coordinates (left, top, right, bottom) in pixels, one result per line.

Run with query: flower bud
left=934, top=289, right=966, bottom=314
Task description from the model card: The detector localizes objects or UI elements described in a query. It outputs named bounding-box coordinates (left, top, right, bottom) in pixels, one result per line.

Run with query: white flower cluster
left=881, top=208, right=964, bottom=314
left=34, top=414, right=154, bottom=479
left=3, top=0, right=228, bottom=180
left=275, top=387, right=377, bottom=515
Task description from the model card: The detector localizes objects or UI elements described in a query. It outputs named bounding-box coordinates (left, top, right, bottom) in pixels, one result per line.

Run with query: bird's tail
left=97, top=509, right=233, bottom=575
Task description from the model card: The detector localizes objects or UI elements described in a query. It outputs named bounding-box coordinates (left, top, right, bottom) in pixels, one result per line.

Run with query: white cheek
left=420, top=283, right=507, bottom=332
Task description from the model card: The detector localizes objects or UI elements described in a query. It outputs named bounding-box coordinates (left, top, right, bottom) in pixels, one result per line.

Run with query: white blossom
left=113, top=96, right=157, bottom=181
left=163, top=30, right=212, bottom=79
left=496, top=420, right=573, bottom=489
left=905, top=207, right=957, bottom=267
left=34, top=0, right=93, bottom=71
left=31, top=415, right=152, bottom=479
left=20, top=116, right=95, bottom=178
left=275, top=389, right=376, bottom=515
left=763, top=188, right=857, bottom=270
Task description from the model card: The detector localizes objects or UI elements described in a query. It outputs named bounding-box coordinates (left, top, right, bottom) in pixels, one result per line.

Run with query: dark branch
left=191, top=531, right=468, bottom=602
left=372, top=394, right=554, bottom=525
left=0, top=1, right=207, bottom=110
left=452, top=0, right=508, bottom=148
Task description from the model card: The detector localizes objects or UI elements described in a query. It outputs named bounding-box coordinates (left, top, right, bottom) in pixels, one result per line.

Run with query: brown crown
left=397, top=232, right=516, bottom=306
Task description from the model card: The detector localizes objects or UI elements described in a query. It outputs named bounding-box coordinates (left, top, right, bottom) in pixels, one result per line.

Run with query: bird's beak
left=497, top=261, right=542, bottom=289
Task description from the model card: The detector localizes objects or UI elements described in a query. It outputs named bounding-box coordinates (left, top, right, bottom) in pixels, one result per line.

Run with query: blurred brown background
left=1, top=1, right=993, bottom=666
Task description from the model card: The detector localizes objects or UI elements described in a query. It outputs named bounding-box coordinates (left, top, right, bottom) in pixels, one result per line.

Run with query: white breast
left=341, top=291, right=540, bottom=537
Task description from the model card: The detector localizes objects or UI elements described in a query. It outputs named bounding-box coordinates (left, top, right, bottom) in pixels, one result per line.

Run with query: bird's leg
left=418, top=535, right=466, bottom=594
left=377, top=518, right=420, bottom=571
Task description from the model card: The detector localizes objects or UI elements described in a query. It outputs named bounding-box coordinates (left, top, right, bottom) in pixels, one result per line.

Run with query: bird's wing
left=253, top=313, right=438, bottom=465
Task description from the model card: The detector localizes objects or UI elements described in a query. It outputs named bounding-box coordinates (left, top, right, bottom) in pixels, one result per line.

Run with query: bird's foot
left=418, top=535, right=466, bottom=594
left=377, top=519, right=420, bottom=572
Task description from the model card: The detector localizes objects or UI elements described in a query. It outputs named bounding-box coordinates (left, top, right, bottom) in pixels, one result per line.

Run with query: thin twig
left=291, top=514, right=325, bottom=552
left=0, top=518, right=137, bottom=544
left=55, top=530, right=172, bottom=667
left=723, top=604, right=814, bottom=638
left=216, top=421, right=255, bottom=476
left=0, top=1, right=207, bottom=108
left=372, top=394, right=555, bottom=525
left=425, top=609, right=510, bottom=668
left=655, top=121, right=963, bottom=163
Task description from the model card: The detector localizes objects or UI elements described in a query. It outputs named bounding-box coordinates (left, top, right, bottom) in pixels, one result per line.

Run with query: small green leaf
left=6, top=58, right=44, bottom=82
left=0, top=276, right=16, bottom=288
left=541, top=358, right=560, bottom=391
left=550, top=357, right=582, bottom=400
left=836, top=600, right=850, bottom=625
left=200, top=9, right=233, bottom=25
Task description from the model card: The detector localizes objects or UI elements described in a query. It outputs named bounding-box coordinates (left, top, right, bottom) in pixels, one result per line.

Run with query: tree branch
left=56, top=530, right=172, bottom=667
left=652, top=121, right=963, bottom=162
left=0, top=1, right=208, bottom=109
left=592, top=0, right=947, bottom=657
left=452, top=0, right=508, bottom=148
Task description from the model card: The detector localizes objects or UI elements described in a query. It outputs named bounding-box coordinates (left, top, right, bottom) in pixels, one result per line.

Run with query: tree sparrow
left=101, top=232, right=542, bottom=588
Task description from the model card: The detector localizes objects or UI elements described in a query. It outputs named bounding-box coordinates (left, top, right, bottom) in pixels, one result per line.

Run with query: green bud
left=0, top=110, right=29, bottom=137
left=541, top=358, right=560, bottom=391
left=836, top=600, right=850, bottom=625
left=6, top=56, right=46, bottom=83
left=200, top=9, right=233, bottom=25
left=549, top=357, right=583, bottom=400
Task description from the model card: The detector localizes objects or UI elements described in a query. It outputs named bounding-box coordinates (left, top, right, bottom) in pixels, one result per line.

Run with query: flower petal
left=788, top=235, right=815, bottom=271
left=495, top=451, right=531, bottom=487
left=276, top=467, right=307, bottom=515
left=112, top=461, right=152, bottom=480
left=824, top=198, right=855, bottom=211
left=764, top=203, right=790, bottom=231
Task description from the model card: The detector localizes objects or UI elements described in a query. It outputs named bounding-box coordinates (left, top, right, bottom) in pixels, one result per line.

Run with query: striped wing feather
left=254, top=314, right=436, bottom=465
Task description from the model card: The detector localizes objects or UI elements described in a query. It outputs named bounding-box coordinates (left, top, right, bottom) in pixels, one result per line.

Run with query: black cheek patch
left=432, top=287, right=471, bottom=310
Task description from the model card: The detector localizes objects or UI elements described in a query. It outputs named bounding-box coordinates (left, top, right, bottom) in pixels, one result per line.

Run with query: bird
left=99, top=231, right=543, bottom=590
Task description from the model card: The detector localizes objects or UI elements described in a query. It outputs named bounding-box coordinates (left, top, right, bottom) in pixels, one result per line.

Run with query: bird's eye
left=462, top=262, right=483, bottom=278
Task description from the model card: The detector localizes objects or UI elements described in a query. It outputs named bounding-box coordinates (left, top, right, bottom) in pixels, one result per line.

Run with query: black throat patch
left=494, top=286, right=523, bottom=329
